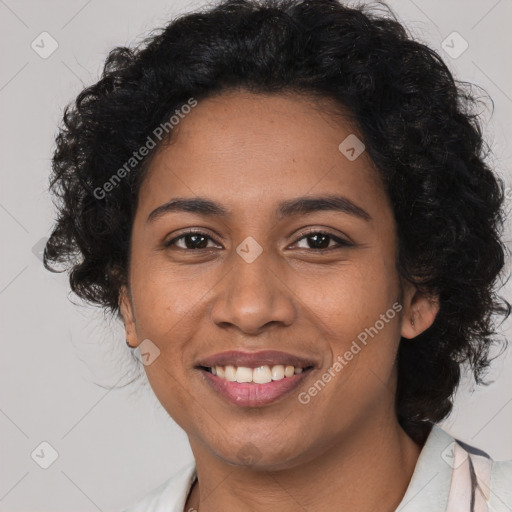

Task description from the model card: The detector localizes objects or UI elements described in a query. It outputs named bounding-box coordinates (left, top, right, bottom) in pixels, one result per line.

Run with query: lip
left=195, top=350, right=319, bottom=369
left=199, top=366, right=313, bottom=407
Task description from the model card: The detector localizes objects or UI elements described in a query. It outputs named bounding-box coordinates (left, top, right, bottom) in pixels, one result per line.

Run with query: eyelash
left=163, top=228, right=352, bottom=252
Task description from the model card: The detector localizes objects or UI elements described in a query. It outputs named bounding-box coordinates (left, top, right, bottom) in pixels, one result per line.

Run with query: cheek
left=296, top=259, right=399, bottom=339
left=130, top=273, right=203, bottom=423
left=130, top=260, right=210, bottom=332
left=142, top=363, right=197, bottom=435
left=296, top=258, right=401, bottom=389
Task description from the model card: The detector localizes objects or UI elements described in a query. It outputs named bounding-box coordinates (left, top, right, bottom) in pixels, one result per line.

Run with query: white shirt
left=123, top=425, right=512, bottom=512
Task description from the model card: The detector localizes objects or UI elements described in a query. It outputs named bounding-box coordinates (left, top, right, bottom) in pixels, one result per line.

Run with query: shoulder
left=489, top=459, right=512, bottom=511
left=436, top=426, right=512, bottom=512
left=396, top=424, right=511, bottom=512
left=453, top=433, right=512, bottom=501
left=122, top=461, right=197, bottom=512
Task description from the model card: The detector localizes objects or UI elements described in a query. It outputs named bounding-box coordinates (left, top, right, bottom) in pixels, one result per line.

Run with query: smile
left=197, top=365, right=314, bottom=407
left=204, top=364, right=310, bottom=382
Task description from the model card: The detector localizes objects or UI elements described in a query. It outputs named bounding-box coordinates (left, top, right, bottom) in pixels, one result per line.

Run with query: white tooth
left=284, top=365, right=295, bottom=378
left=213, top=364, right=304, bottom=383
left=271, top=365, right=285, bottom=380
left=224, top=365, right=237, bottom=381
left=235, top=366, right=253, bottom=383
left=253, top=366, right=272, bottom=384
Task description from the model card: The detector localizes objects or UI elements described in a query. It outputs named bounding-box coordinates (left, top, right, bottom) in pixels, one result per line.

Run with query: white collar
left=124, top=424, right=498, bottom=512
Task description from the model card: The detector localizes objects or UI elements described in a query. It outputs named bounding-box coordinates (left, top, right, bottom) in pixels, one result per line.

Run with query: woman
left=44, top=0, right=512, bottom=510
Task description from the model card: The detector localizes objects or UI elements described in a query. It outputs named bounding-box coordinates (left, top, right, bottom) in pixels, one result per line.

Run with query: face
left=120, top=90, right=438, bottom=470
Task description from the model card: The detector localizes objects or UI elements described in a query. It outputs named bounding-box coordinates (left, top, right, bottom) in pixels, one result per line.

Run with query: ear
left=400, top=280, right=440, bottom=340
left=119, top=285, right=138, bottom=348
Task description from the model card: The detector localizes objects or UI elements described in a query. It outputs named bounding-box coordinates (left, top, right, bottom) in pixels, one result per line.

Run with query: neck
left=185, top=418, right=423, bottom=512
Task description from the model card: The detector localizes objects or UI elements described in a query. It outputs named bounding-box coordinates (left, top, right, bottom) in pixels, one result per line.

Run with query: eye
left=164, top=229, right=221, bottom=250
left=163, top=229, right=352, bottom=252
left=291, top=230, right=353, bottom=251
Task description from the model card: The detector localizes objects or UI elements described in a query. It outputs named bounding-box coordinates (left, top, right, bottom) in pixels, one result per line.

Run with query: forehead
left=136, top=90, right=389, bottom=221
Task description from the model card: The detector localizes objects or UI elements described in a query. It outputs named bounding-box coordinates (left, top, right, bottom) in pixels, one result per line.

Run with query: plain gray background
left=1, top=0, right=511, bottom=510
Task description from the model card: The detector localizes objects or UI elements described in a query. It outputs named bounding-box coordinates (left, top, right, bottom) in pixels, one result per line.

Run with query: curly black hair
left=44, top=0, right=511, bottom=444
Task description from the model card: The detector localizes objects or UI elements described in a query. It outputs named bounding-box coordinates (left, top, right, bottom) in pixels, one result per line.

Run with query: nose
left=210, top=251, right=296, bottom=334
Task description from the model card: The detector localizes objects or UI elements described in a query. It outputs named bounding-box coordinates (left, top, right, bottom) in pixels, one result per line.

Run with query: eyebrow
left=146, top=194, right=372, bottom=224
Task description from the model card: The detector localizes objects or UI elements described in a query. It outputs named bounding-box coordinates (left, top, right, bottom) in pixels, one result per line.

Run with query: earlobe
left=119, top=285, right=138, bottom=348
left=400, top=283, right=440, bottom=340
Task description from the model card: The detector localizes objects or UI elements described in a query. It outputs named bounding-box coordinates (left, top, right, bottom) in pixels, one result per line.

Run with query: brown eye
left=164, top=230, right=220, bottom=250
left=293, top=231, right=352, bottom=251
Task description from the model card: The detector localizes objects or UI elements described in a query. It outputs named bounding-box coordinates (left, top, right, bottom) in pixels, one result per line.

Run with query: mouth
left=194, top=349, right=319, bottom=407
left=196, top=364, right=315, bottom=407
left=198, top=363, right=314, bottom=381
